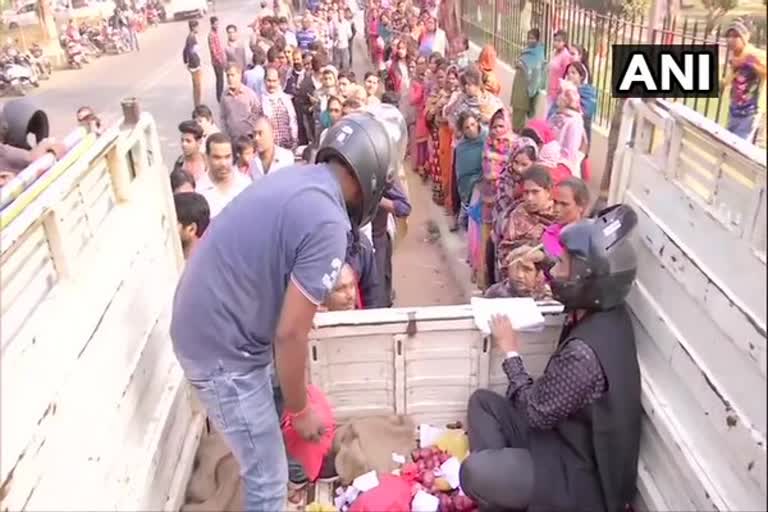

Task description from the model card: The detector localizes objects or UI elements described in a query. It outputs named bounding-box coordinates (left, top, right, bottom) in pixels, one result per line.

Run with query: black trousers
left=372, top=232, right=394, bottom=307
left=460, top=389, right=535, bottom=512
left=213, top=65, right=225, bottom=103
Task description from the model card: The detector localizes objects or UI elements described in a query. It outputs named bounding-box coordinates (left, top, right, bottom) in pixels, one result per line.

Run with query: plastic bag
left=348, top=474, right=412, bottom=512
left=281, top=385, right=336, bottom=482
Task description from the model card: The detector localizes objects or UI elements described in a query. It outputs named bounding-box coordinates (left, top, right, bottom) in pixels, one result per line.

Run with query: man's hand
left=490, top=314, right=519, bottom=353
left=290, top=405, right=326, bottom=442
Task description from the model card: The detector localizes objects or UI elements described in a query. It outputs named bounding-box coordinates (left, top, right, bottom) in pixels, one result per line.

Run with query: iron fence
left=461, top=0, right=767, bottom=130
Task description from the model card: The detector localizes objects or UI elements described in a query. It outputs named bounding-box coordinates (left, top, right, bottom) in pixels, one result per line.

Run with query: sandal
left=287, top=481, right=308, bottom=505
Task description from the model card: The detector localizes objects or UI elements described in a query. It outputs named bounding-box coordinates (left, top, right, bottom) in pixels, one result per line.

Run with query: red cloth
left=349, top=474, right=413, bottom=512
left=281, top=385, right=335, bottom=482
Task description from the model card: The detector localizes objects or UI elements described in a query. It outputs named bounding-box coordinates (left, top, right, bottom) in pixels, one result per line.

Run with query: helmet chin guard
left=549, top=204, right=639, bottom=311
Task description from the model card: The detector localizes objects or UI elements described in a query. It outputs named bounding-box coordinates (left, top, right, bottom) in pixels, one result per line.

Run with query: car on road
left=0, top=0, right=115, bottom=29
left=160, top=0, right=207, bottom=20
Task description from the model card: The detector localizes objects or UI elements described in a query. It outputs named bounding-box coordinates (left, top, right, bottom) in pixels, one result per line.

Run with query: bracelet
left=286, top=401, right=310, bottom=418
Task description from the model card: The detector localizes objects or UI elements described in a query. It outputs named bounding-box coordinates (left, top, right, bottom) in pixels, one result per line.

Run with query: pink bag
left=348, top=474, right=413, bottom=512
left=281, top=385, right=336, bottom=482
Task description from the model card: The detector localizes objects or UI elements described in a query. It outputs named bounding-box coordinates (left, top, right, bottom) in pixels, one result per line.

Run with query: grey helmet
left=315, top=112, right=392, bottom=228
left=363, top=102, right=407, bottom=177
left=548, top=204, right=639, bottom=311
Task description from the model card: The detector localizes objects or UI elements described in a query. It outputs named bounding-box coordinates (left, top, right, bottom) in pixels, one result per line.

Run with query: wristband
left=286, top=401, right=310, bottom=418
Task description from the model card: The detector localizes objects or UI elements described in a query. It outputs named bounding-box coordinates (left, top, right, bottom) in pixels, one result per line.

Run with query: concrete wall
left=466, top=41, right=609, bottom=197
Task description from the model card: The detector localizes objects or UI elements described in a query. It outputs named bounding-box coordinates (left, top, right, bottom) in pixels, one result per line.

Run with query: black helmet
left=315, top=112, right=392, bottom=227
left=549, top=204, right=638, bottom=311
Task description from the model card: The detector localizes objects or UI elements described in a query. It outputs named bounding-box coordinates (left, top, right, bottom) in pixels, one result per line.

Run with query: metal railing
left=461, top=0, right=767, bottom=132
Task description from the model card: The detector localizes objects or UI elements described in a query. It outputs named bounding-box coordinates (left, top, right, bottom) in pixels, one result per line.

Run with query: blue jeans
left=189, top=365, right=288, bottom=510
left=727, top=111, right=757, bottom=141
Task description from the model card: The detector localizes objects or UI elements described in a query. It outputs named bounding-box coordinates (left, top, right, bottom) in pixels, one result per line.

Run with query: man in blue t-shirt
left=170, top=113, right=391, bottom=510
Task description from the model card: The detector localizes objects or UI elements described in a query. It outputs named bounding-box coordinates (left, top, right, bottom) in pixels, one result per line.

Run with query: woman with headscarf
left=477, top=45, right=501, bottom=96
left=510, top=28, right=545, bottom=132
left=548, top=81, right=588, bottom=180
left=495, top=164, right=555, bottom=273
left=444, top=66, right=504, bottom=136
left=439, top=65, right=461, bottom=216
left=425, top=62, right=451, bottom=205
left=546, top=29, right=573, bottom=112
left=520, top=119, right=573, bottom=185
left=493, top=137, right=538, bottom=238
left=410, top=54, right=430, bottom=179
left=479, top=107, right=516, bottom=288
left=546, top=61, right=596, bottom=143
left=454, top=110, right=488, bottom=283
left=418, top=14, right=447, bottom=57
left=386, top=38, right=411, bottom=94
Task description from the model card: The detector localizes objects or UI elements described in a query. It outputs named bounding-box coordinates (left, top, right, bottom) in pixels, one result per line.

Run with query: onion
left=453, top=495, right=475, bottom=511
left=412, top=449, right=422, bottom=462
left=421, top=472, right=435, bottom=488
left=439, top=494, right=454, bottom=512
left=424, top=457, right=434, bottom=470
left=432, top=455, right=442, bottom=468
left=419, top=447, right=433, bottom=460
left=416, top=459, right=426, bottom=472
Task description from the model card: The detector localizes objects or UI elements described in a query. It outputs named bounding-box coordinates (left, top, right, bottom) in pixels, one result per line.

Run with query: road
left=14, top=0, right=465, bottom=307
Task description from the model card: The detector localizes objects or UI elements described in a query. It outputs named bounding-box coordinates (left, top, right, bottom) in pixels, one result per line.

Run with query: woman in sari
left=439, top=65, right=461, bottom=217
left=493, top=137, right=538, bottom=233
left=521, top=119, right=573, bottom=185
left=444, top=66, right=504, bottom=137
left=454, top=111, right=488, bottom=283
left=425, top=62, right=450, bottom=205
left=547, top=82, right=588, bottom=180
left=418, top=14, right=447, bottom=57
left=495, top=164, right=555, bottom=273
left=479, top=107, right=516, bottom=289
left=409, top=54, right=430, bottom=179
left=477, top=45, right=502, bottom=96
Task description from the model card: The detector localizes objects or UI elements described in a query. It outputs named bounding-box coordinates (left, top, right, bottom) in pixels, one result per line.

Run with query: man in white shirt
left=333, top=13, right=353, bottom=71
left=196, top=132, right=252, bottom=217
left=250, top=115, right=295, bottom=180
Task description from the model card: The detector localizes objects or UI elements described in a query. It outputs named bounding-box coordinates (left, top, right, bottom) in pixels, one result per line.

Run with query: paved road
left=13, top=0, right=265, bottom=164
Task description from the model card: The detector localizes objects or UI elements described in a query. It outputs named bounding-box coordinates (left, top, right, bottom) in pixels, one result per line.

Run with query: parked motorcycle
left=59, top=34, right=89, bottom=69
left=0, top=55, right=39, bottom=96
left=29, top=43, right=52, bottom=79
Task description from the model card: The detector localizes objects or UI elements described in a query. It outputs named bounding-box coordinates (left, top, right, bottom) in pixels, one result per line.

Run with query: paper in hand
left=470, top=297, right=545, bottom=335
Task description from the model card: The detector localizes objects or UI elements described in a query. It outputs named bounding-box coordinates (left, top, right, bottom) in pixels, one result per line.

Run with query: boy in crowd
left=174, top=191, right=211, bottom=259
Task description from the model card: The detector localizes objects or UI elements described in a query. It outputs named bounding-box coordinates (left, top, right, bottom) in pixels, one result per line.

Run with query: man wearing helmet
left=170, top=112, right=392, bottom=510
left=459, top=205, right=642, bottom=512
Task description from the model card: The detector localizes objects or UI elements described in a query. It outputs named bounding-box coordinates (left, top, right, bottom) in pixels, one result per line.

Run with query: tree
left=702, top=0, right=738, bottom=34
left=35, top=0, right=59, bottom=41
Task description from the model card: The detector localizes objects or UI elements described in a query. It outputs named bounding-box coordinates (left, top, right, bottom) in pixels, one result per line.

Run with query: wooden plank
left=624, top=165, right=766, bottom=331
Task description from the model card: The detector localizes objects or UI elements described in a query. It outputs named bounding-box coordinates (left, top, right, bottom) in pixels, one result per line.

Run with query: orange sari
left=438, top=122, right=455, bottom=212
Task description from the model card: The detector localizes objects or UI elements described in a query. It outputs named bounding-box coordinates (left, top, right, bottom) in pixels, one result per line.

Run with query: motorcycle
left=0, top=55, right=39, bottom=96
left=59, top=34, right=88, bottom=69
left=29, top=43, right=52, bottom=79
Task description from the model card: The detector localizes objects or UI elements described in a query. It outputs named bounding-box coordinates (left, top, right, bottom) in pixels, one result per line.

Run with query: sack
left=281, top=385, right=336, bottom=482
left=333, top=415, right=417, bottom=484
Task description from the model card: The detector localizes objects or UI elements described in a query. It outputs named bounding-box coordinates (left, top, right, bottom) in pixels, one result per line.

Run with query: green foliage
left=702, top=0, right=739, bottom=32
left=578, top=0, right=649, bottom=17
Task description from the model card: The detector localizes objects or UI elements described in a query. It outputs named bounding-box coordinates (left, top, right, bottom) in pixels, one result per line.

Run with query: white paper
left=419, top=423, right=447, bottom=448
left=411, top=490, right=440, bottom=512
left=470, top=297, right=545, bottom=335
left=392, top=452, right=406, bottom=464
left=439, top=456, right=461, bottom=489
left=352, top=470, right=380, bottom=492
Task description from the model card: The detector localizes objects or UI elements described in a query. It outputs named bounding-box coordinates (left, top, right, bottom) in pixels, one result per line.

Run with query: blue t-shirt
left=170, top=164, right=350, bottom=379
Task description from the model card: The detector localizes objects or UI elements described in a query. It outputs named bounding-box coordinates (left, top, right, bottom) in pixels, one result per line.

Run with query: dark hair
left=225, top=62, right=242, bottom=73
left=564, top=61, right=588, bottom=83
left=225, top=23, right=237, bottom=32
left=343, top=98, right=362, bottom=110
left=338, top=70, right=354, bottom=82
left=174, top=192, right=210, bottom=238
left=381, top=91, right=400, bottom=105
left=278, top=16, right=288, bottom=23
left=521, top=165, right=553, bottom=190
left=556, top=176, right=590, bottom=207
left=527, top=28, right=540, bottom=41
left=520, top=127, right=542, bottom=145
left=273, top=35, right=287, bottom=50
left=364, top=71, right=378, bottom=80
left=188, top=19, right=198, bottom=30
left=311, top=53, right=326, bottom=72
left=266, top=45, right=280, bottom=63
left=234, top=135, right=256, bottom=156
left=192, top=104, right=213, bottom=121
left=456, top=110, right=479, bottom=132
left=170, top=168, right=195, bottom=192
left=252, top=46, right=266, bottom=65
left=205, top=132, right=232, bottom=155
left=178, top=119, right=204, bottom=139
left=209, top=15, right=218, bottom=25
left=461, top=35, right=469, bottom=50
left=553, top=29, right=568, bottom=44
left=460, top=66, right=482, bottom=87
left=327, top=96, right=344, bottom=109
